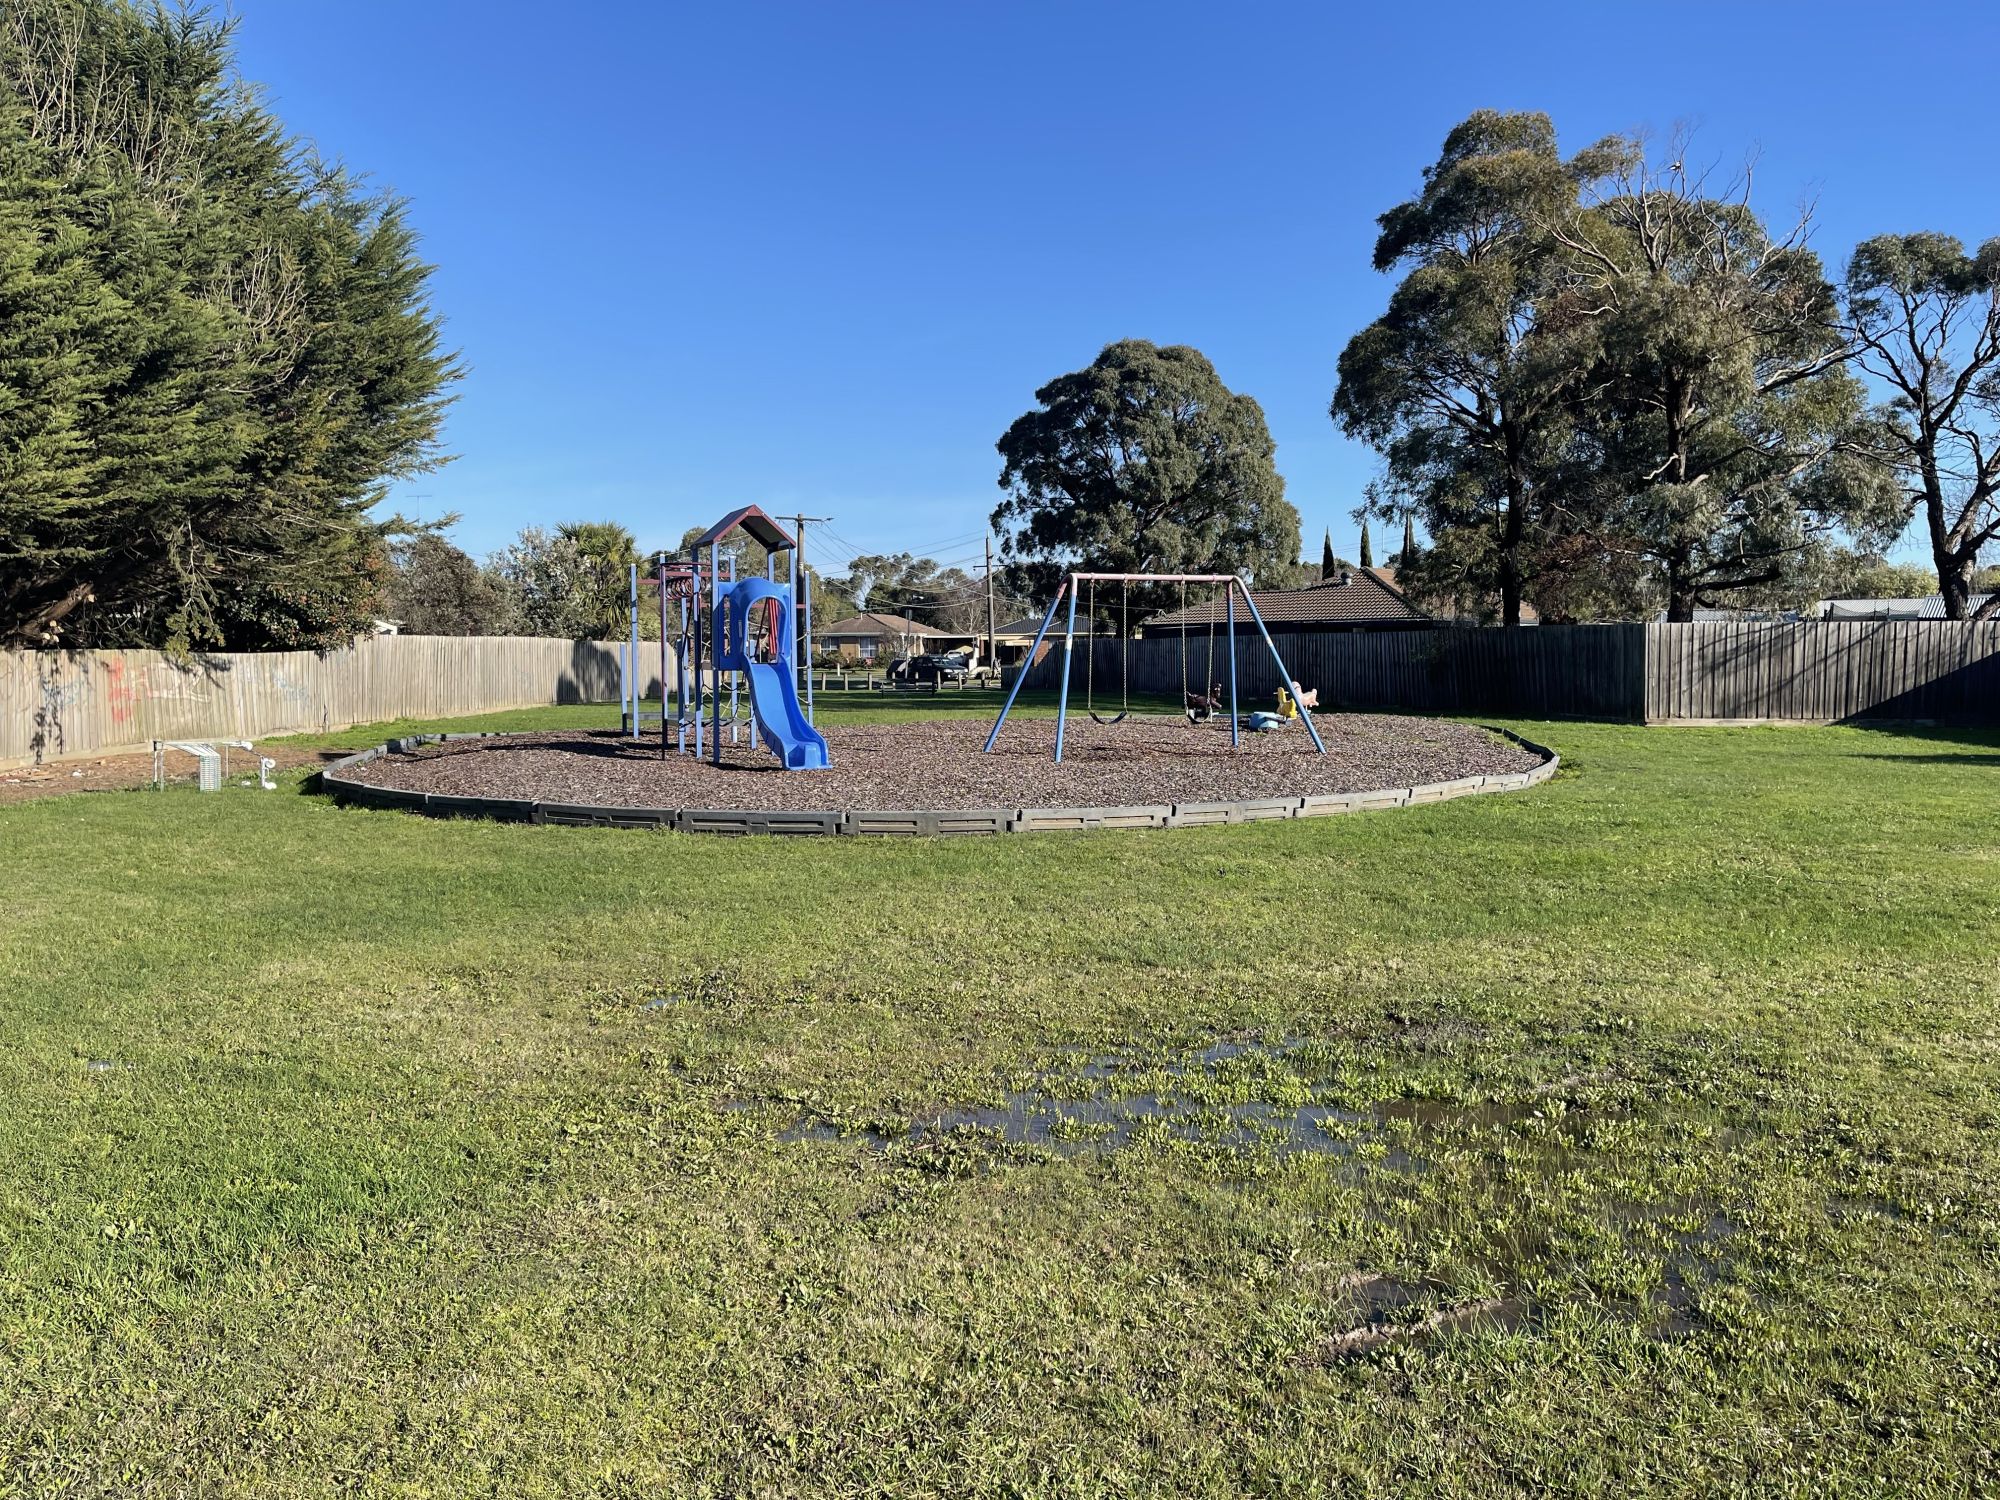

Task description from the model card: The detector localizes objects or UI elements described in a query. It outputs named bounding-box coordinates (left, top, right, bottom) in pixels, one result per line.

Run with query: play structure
left=620, top=505, right=830, bottom=771
left=983, top=572, right=1328, bottom=763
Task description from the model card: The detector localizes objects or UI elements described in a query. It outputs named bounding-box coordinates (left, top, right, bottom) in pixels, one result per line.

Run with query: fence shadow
left=561, top=639, right=624, bottom=705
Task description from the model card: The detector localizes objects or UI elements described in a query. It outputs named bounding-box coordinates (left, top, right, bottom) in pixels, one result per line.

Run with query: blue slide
left=719, top=577, right=831, bottom=770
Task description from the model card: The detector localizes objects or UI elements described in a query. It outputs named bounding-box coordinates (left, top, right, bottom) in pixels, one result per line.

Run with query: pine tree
left=1359, top=519, right=1373, bottom=569
left=1320, top=529, right=1336, bottom=580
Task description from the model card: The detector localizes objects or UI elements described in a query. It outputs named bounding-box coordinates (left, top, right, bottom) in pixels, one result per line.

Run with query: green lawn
left=2, top=706, right=1996, bottom=1496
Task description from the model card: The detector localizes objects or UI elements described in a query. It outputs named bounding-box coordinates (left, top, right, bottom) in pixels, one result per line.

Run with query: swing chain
left=1206, top=581, right=1218, bottom=699
left=1178, top=578, right=1189, bottom=702
left=1120, top=579, right=1129, bottom=715
left=1085, top=576, right=1095, bottom=713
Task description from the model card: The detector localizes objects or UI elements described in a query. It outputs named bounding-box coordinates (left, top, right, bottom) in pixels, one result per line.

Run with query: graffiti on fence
left=272, top=670, right=312, bottom=712
left=107, top=657, right=138, bottom=724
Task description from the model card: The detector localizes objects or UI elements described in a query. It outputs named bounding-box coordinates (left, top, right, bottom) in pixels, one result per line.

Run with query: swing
left=1183, top=581, right=1224, bottom=721
left=1085, top=577, right=1129, bottom=725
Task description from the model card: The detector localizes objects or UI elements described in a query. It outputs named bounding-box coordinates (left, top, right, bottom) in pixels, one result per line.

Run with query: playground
left=330, top=505, right=1559, bottom=830
left=332, top=716, right=1545, bottom=816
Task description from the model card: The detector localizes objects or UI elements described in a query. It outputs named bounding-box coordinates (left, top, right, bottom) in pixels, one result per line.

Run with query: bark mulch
left=339, top=715, right=1542, bottom=812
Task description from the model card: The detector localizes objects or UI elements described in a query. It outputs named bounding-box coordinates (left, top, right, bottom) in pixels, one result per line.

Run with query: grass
left=2, top=701, right=1996, bottom=1496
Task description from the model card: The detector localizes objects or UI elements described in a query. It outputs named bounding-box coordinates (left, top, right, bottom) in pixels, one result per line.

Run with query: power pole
left=785, top=513, right=830, bottom=723
left=985, top=534, right=997, bottom=672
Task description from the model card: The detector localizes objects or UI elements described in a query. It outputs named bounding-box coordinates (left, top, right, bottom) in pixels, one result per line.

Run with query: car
left=942, top=649, right=998, bottom=684
left=902, top=653, right=964, bottom=684
left=888, top=651, right=996, bottom=685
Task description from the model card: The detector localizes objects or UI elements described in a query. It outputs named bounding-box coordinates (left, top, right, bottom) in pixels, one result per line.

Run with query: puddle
left=776, top=1096, right=1410, bottom=1164
left=751, top=1038, right=1620, bottom=1169
left=739, top=1042, right=1756, bottom=1350
left=762, top=1035, right=1420, bottom=1164
left=1372, top=1096, right=1549, bottom=1130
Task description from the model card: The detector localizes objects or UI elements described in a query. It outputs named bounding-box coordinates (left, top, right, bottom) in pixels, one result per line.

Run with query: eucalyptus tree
left=1333, top=111, right=1622, bottom=626
left=1844, top=234, right=2000, bottom=618
left=1551, top=158, right=1901, bottom=620
left=994, top=339, right=1300, bottom=612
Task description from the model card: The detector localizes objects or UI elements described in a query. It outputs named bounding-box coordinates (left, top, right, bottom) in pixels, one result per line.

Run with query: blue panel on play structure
left=716, top=576, right=830, bottom=770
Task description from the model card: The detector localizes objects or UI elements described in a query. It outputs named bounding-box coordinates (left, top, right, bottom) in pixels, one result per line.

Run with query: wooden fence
left=1018, top=620, right=2000, bottom=727
left=9, top=619, right=1995, bottom=768
left=1642, top=619, right=2000, bottom=723
left=1, top=635, right=641, bottom=769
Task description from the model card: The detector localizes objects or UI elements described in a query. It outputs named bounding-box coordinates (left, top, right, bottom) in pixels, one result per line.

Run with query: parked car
left=941, top=649, right=998, bottom=684
left=888, top=650, right=996, bottom=685
left=901, top=653, right=962, bottom=684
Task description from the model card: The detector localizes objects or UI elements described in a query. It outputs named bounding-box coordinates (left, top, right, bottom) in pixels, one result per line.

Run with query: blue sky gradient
left=230, top=0, right=1998, bottom=578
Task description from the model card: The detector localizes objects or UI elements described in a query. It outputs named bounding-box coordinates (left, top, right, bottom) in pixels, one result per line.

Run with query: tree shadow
left=1853, top=752, right=2000, bottom=765
left=559, top=639, right=642, bottom=706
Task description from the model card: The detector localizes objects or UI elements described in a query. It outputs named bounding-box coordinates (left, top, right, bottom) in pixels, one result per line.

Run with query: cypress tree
left=1402, top=513, right=1417, bottom=567
left=0, top=0, right=458, bottom=649
left=1320, top=529, right=1336, bottom=580
left=1359, top=519, right=1373, bottom=569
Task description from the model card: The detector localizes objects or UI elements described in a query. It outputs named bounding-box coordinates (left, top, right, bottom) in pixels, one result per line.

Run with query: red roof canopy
left=690, top=505, right=795, bottom=552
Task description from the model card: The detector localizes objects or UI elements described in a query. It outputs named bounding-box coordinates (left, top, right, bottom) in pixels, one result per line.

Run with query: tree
left=555, top=520, right=638, bottom=638
left=1843, top=234, right=2000, bottom=618
left=833, top=552, right=991, bottom=633
left=385, top=532, right=515, bottom=635
left=487, top=527, right=621, bottom=639
left=0, top=0, right=457, bottom=650
left=1401, top=513, right=1418, bottom=568
left=1334, top=112, right=1621, bottom=626
left=1358, top=519, right=1373, bottom=568
left=994, top=340, right=1300, bottom=612
left=800, top=565, right=858, bottom=633
left=1813, top=548, right=1938, bottom=602
left=1320, top=529, right=1337, bottom=580
left=1551, top=153, right=1903, bottom=620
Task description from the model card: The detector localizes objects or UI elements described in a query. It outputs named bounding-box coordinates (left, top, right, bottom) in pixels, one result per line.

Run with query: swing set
left=983, top=571, right=1328, bottom=764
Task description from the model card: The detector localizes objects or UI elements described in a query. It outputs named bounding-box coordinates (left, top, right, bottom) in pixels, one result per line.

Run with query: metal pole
left=1227, top=584, right=1239, bottom=747
left=629, top=562, right=641, bottom=738
left=691, top=550, right=704, bottom=760
left=802, top=540, right=815, bottom=725
left=1053, top=580, right=1081, bottom=764
left=981, top=582, right=1066, bottom=753
left=677, top=593, right=690, bottom=753
left=655, top=556, right=668, bottom=752
left=711, top=541, right=723, bottom=765
left=985, top=534, right=996, bottom=678
left=1237, top=580, right=1326, bottom=753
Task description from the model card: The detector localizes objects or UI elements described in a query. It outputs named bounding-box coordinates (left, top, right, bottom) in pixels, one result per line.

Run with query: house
left=988, top=614, right=1062, bottom=668
left=813, top=611, right=965, bottom=663
left=1366, top=563, right=1544, bottom=626
left=1138, top=568, right=1429, bottom=638
left=1814, top=595, right=1994, bottom=620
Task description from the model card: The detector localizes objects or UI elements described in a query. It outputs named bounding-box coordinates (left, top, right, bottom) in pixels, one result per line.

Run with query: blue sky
left=229, top=0, right=1998, bottom=578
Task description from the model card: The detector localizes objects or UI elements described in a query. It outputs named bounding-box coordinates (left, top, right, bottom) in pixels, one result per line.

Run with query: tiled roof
left=1143, top=571, right=1426, bottom=630
left=993, top=614, right=1054, bottom=637
left=816, top=611, right=955, bottom=638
